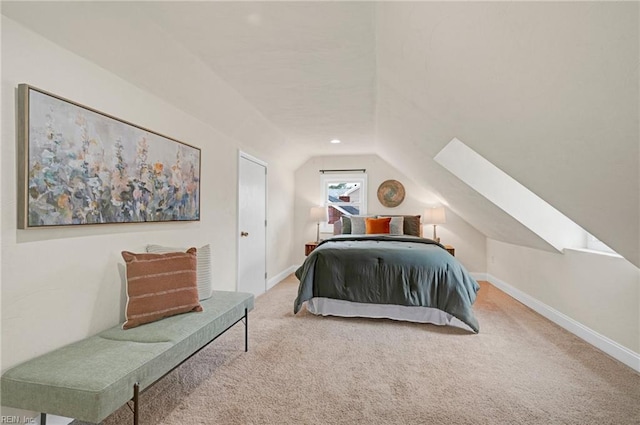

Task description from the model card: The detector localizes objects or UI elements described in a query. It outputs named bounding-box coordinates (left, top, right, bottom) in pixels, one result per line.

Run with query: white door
left=237, top=152, right=267, bottom=296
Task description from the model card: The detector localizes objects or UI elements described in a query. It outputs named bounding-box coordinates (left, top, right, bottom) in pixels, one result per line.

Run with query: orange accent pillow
left=365, top=217, right=392, bottom=234
left=121, top=248, right=202, bottom=329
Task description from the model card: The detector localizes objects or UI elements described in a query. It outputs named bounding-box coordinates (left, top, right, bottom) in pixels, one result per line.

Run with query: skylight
left=434, top=138, right=616, bottom=255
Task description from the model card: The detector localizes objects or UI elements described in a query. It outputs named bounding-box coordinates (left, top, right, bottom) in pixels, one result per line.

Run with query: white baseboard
left=486, top=273, right=640, bottom=373
left=267, top=265, right=297, bottom=290
left=470, top=272, right=488, bottom=282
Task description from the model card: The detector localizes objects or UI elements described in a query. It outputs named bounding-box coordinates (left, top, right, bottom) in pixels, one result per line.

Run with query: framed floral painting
left=17, top=84, right=201, bottom=228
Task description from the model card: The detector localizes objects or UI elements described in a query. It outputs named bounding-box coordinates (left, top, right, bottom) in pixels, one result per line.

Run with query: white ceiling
left=1, top=1, right=376, bottom=157
left=147, top=2, right=377, bottom=151
left=2, top=1, right=638, bottom=267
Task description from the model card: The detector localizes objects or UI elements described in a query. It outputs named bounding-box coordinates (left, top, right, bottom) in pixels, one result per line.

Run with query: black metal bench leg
left=123, top=309, right=247, bottom=425
left=245, top=307, right=249, bottom=352
left=133, top=382, right=139, bottom=425
left=40, top=413, right=46, bottom=425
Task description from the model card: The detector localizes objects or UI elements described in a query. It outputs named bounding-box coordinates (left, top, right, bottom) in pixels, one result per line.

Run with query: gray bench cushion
left=1, top=291, right=254, bottom=423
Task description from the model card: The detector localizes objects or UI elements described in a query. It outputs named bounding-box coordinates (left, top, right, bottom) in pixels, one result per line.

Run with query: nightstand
left=444, top=245, right=455, bottom=256
left=305, top=242, right=319, bottom=256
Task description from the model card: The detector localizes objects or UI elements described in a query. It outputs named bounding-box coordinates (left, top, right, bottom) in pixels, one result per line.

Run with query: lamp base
left=432, top=225, right=439, bottom=243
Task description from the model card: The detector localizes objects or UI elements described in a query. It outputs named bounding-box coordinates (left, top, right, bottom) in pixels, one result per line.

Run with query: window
left=434, top=138, right=586, bottom=252
left=434, top=137, right=621, bottom=257
left=320, top=173, right=367, bottom=232
left=586, top=234, right=616, bottom=254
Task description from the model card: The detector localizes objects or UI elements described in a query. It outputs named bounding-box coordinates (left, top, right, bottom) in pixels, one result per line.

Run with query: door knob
left=241, top=231, right=249, bottom=237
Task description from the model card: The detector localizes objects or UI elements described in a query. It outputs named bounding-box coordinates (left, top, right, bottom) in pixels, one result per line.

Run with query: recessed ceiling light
left=330, top=139, right=341, bottom=144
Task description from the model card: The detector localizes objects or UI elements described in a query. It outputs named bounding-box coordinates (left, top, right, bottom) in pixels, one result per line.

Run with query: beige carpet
left=84, top=276, right=640, bottom=425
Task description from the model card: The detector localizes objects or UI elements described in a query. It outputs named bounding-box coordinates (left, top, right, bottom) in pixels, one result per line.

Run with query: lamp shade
left=423, top=207, right=446, bottom=225
left=310, top=206, right=326, bottom=222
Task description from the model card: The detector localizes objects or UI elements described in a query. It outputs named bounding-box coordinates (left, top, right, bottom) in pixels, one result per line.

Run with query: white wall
left=487, top=239, right=640, bottom=355
left=0, top=16, right=295, bottom=381
left=266, top=161, right=296, bottom=280
left=293, top=154, right=486, bottom=272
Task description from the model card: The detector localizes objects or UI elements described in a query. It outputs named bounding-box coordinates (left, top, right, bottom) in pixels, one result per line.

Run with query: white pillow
left=146, top=244, right=213, bottom=300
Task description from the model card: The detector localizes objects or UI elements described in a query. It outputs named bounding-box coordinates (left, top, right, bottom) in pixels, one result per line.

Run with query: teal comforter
left=294, top=235, right=480, bottom=333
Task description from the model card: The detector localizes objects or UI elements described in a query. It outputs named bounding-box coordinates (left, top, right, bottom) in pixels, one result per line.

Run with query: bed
left=294, top=230, right=480, bottom=333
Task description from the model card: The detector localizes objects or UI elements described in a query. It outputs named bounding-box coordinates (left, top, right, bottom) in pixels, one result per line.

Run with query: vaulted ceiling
left=2, top=1, right=638, bottom=267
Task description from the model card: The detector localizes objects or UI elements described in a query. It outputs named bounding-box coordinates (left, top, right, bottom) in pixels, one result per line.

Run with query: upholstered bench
left=1, top=291, right=254, bottom=425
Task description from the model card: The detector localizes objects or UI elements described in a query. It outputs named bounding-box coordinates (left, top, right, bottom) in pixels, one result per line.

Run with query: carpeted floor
left=82, top=276, right=640, bottom=425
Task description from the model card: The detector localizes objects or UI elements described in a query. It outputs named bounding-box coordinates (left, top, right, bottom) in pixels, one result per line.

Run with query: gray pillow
left=341, top=216, right=352, bottom=234
left=382, top=215, right=421, bottom=236
left=350, top=216, right=367, bottom=235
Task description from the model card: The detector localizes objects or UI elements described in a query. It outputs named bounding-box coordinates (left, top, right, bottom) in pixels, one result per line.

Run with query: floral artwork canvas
left=17, top=84, right=201, bottom=228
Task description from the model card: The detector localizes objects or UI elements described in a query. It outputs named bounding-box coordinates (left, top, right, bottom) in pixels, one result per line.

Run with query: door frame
left=237, top=150, right=268, bottom=293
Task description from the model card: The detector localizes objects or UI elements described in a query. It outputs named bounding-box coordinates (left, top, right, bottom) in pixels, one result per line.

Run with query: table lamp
left=310, top=206, right=326, bottom=242
left=423, top=207, right=446, bottom=243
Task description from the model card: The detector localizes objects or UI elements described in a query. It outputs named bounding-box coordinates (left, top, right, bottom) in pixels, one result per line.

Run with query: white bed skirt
left=306, top=297, right=473, bottom=332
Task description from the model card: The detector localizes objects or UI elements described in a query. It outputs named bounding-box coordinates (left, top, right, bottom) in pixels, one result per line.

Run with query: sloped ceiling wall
left=375, top=2, right=639, bottom=266
left=2, top=1, right=638, bottom=266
